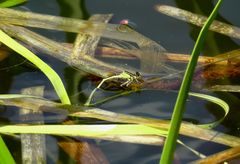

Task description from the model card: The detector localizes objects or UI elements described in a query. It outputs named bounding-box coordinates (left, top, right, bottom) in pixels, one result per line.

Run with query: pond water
left=0, top=0, right=240, bottom=163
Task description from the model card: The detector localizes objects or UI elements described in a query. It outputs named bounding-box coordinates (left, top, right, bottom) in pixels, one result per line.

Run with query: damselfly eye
left=135, top=72, right=141, bottom=77
left=117, top=19, right=137, bottom=32
left=119, top=19, right=137, bottom=30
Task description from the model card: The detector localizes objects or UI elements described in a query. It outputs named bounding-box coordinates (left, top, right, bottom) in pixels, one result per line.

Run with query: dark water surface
left=0, top=0, right=240, bottom=163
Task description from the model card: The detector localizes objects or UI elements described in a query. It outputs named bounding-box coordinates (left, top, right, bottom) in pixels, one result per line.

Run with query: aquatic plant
left=0, top=31, right=70, bottom=104
left=1, top=0, right=239, bottom=163
left=160, top=0, right=224, bottom=163
left=0, top=0, right=70, bottom=163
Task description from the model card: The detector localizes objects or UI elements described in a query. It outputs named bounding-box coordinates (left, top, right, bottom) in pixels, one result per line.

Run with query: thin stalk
left=160, top=0, right=224, bottom=163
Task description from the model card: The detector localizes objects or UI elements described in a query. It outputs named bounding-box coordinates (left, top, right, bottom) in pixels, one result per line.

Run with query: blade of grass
left=0, top=136, right=15, bottom=164
left=160, top=0, right=224, bottom=163
left=0, top=0, right=27, bottom=8
left=87, top=88, right=229, bottom=129
left=0, top=30, right=70, bottom=104
left=0, top=124, right=167, bottom=137
left=0, top=94, right=238, bottom=147
left=189, top=92, right=229, bottom=129
left=0, top=2, right=27, bottom=163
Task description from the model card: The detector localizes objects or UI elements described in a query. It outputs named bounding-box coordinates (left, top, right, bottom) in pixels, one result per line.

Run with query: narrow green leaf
left=0, top=0, right=27, bottom=8
left=89, top=89, right=229, bottom=129
left=160, top=0, right=224, bottom=163
left=0, top=94, right=46, bottom=99
left=189, top=92, right=229, bottom=129
left=0, top=30, right=70, bottom=104
left=0, top=124, right=167, bottom=137
left=0, top=136, right=15, bottom=164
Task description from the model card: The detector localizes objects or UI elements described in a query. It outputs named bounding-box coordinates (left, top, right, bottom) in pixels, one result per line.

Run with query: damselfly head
left=135, top=71, right=141, bottom=77
left=117, top=19, right=137, bottom=33
left=119, top=19, right=137, bottom=30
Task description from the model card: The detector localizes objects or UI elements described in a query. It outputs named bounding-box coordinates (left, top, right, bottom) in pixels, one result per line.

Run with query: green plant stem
left=160, top=0, right=224, bottom=163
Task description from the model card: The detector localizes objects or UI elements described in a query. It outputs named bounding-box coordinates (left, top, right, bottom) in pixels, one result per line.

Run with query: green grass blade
left=0, top=124, right=167, bottom=137
left=0, top=136, right=15, bottom=164
left=88, top=88, right=229, bottom=129
left=0, top=1, right=27, bottom=162
left=0, top=30, right=70, bottom=104
left=0, top=0, right=27, bottom=8
left=160, top=0, right=224, bottom=163
left=189, top=92, right=229, bottom=129
left=0, top=94, right=46, bottom=99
